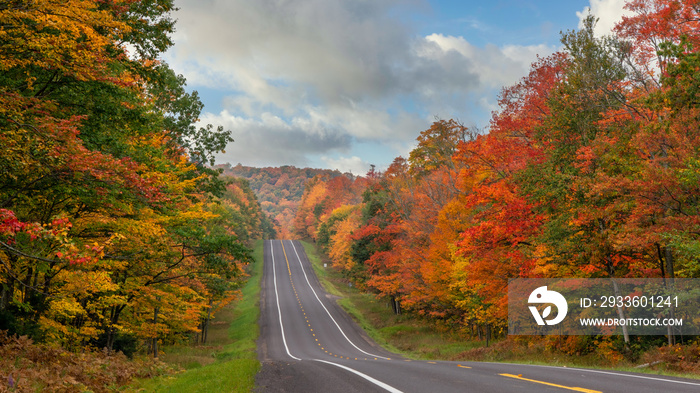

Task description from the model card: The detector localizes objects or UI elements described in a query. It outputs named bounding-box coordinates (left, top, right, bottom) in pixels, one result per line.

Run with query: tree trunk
left=0, top=278, right=12, bottom=311
left=202, top=299, right=214, bottom=344
left=106, top=304, right=126, bottom=354
left=389, top=296, right=402, bottom=315
left=665, top=247, right=676, bottom=346
left=153, top=305, right=159, bottom=358
left=611, top=278, right=630, bottom=344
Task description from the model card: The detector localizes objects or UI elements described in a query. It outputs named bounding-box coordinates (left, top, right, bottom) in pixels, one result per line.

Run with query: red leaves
left=290, top=0, right=700, bottom=337
left=0, top=209, right=102, bottom=265
left=0, top=209, right=27, bottom=237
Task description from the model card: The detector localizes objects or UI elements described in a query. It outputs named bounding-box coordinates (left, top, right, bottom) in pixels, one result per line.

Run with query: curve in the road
left=256, top=239, right=700, bottom=393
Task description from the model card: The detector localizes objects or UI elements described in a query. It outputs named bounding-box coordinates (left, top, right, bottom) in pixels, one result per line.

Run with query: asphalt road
left=255, top=239, right=700, bottom=393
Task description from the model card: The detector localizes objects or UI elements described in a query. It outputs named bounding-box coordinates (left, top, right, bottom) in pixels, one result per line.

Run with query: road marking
left=508, top=363, right=700, bottom=388
left=427, top=361, right=436, bottom=364
left=270, top=241, right=301, bottom=361
left=271, top=240, right=402, bottom=393
left=286, top=240, right=391, bottom=360
left=457, top=364, right=471, bottom=369
left=312, top=359, right=404, bottom=393
left=500, top=374, right=601, bottom=393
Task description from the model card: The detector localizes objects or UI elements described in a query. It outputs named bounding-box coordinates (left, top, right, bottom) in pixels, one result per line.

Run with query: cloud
left=320, top=156, right=371, bottom=175
left=206, top=111, right=352, bottom=167
left=166, top=0, right=556, bottom=169
left=577, top=0, right=632, bottom=36
left=167, top=0, right=414, bottom=104
left=419, top=34, right=554, bottom=90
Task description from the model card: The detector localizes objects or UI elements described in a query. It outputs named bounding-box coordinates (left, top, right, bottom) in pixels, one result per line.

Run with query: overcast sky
left=164, top=0, right=632, bottom=174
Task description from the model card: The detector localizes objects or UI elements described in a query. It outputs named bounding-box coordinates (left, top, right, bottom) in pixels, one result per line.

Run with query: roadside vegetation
left=126, top=239, right=263, bottom=392
left=302, top=240, right=700, bottom=379
left=0, top=2, right=273, bottom=391
left=292, top=1, right=700, bottom=379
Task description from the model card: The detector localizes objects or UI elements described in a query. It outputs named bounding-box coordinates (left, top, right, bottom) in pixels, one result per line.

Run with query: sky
left=163, top=0, right=633, bottom=174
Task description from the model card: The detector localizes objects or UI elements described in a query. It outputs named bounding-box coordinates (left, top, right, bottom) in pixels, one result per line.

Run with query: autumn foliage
left=219, top=163, right=352, bottom=239
left=0, top=0, right=271, bottom=385
left=294, top=3, right=700, bottom=343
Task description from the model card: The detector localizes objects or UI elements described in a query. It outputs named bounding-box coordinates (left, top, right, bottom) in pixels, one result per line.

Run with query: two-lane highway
left=255, top=240, right=700, bottom=392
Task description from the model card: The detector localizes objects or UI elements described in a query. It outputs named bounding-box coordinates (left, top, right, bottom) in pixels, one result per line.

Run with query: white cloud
left=166, top=0, right=557, bottom=169
left=577, top=0, right=632, bottom=36
left=205, top=110, right=351, bottom=167
left=421, top=34, right=554, bottom=89
left=320, top=156, right=371, bottom=175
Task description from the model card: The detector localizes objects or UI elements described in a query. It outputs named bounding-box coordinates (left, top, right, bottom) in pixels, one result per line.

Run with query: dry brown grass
left=0, top=332, right=173, bottom=392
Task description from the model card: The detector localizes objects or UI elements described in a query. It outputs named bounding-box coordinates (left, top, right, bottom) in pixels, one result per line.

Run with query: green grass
left=124, top=240, right=264, bottom=392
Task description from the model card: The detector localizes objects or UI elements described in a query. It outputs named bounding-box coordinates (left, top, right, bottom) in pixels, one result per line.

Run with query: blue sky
left=164, top=0, right=631, bottom=174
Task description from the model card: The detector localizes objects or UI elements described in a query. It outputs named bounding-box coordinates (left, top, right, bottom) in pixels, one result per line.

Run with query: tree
left=0, top=0, right=258, bottom=355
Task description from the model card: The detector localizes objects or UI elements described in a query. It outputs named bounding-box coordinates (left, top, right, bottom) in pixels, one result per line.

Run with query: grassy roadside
left=300, top=240, right=700, bottom=379
left=300, top=240, right=478, bottom=360
left=125, top=240, right=264, bottom=392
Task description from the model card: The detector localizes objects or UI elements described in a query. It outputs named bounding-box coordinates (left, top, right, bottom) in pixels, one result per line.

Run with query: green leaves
left=0, top=0, right=261, bottom=355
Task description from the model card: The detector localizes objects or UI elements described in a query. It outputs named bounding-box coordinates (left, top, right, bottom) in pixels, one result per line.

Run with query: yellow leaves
left=48, top=297, right=84, bottom=320
left=38, top=317, right=70, bottom=341
left=328, top=206, right=361, bottom=271
left=58, top=270, right=119, bottom=295
left=174, top=204, right=218, bottom=222
left=0, top=0, right=130, bottom=81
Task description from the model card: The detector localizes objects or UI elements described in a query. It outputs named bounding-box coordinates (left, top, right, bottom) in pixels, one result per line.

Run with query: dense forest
left=3, top=0, right=700, bottom=388
left=294, top=7, right=700, bottom=356
left=218, top=163, right=352, bottom=239
left=0, top=1, right=272, bottom=388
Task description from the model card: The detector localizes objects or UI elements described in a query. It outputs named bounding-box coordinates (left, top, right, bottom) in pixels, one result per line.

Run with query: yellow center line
left=282, top=240, right=370, bottom=363
left=457, top=364, right=471, bottom=369
left=499, top=374, right=602, bottom=393
left=281, top=240, right=292, bottom=276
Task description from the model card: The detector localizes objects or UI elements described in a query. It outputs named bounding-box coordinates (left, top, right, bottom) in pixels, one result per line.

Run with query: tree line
left=0, top=0, right=273, bottom=355
left=294, top=1, right=700, bottom=350
left=217, top=163, right=351, bottom=239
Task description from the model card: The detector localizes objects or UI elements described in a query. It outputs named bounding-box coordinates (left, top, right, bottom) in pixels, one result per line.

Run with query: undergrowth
left=0, top=331, right=172, bottom=392
left=0, top=240, right=264, bottom=393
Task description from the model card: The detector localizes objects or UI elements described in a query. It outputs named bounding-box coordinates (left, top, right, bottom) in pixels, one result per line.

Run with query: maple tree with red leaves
left=293, top=2, right=700, bottom=348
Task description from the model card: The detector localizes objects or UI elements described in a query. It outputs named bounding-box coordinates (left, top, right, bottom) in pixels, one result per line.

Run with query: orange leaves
left=327, top=206, right=361, bottom=271
left=296, top=0, right=700, bottom=340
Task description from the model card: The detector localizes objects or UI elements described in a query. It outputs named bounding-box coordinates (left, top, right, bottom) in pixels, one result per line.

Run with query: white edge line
left=553, top=366, right=700, bottom=386
left=288, top=240, right=391, bottom=360
left=271, top=240, right=301, bottom=361
left=502, top=363, right=700, bottom=387
left=275, top=241, right=403, bottom=393
left=312, top=359, right=404, bottom=393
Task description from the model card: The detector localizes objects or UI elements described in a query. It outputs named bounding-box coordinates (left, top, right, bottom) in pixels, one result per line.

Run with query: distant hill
left=216, top=164, right=352, bottom=238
